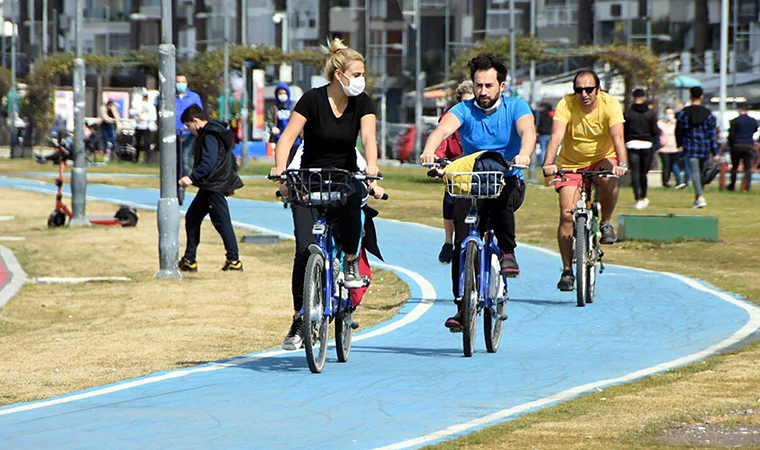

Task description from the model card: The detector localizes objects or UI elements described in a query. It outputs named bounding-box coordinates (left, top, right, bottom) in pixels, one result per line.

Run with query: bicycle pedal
left=350, top=321, right=360, bottom=330
left=496, top=313, right=509, bottom=321
left=448, top=327, right=462, bottom=333
left=599, top=262, right=606, bottom=274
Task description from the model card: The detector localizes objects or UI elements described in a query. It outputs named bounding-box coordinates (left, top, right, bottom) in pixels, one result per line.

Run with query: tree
left=449, top=36, right=547, bottom=82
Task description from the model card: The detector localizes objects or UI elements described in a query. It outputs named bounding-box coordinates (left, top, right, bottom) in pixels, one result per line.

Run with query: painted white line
left=375, top=274, right=760, bottom=450
left=0, top=216, right=15, bottom=221
left=0, top=237, right=26, bottom=241
left=0, top=244, right=28, bottom=309
left=0, top=258, right=436, bottom=417
left=29, top=277, right=132, bottom=284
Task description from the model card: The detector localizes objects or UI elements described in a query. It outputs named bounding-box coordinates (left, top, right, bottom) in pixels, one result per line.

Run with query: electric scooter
left=45, top=139, right=139, bottom=228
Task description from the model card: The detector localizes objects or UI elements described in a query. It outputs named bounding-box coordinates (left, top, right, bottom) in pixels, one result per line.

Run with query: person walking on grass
left=657, top=106, right=687, bottom=189
left=675, top=86, right=719, bottom=208
left=177, top=104, right=244, bottom=272
left=624, top=88, right=659, bottom=209
left=726, top=103, right=758, bottom=192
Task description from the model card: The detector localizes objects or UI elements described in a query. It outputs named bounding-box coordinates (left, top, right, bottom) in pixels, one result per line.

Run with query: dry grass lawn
left=0, top=188, right=408, bottom=406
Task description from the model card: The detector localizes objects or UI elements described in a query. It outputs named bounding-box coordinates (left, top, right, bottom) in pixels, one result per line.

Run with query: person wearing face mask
left=421, top=53, right=536, bottom=331
left=657, top=107, right=687, bottom=189
left=175, top=73, right=204, bottom=179
left=266, top=82, right=302, bottom=162
left=269, top=38, right=381, bottom=351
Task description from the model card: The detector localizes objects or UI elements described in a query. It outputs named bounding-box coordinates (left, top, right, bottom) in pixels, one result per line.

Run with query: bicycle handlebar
left=268, top=169, right=383, bottom=182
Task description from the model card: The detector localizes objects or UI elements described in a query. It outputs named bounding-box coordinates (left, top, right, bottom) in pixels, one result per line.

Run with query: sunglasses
left=574, top=86, right=598, bottom=95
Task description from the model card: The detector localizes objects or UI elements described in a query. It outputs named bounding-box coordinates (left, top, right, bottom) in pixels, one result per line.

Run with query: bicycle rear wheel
left=303, top=254, right=329, bottom=373
left=462, top=241, right=479, bottom=357
left=574, top=217, right=588, bottom=307
left=335, top=309, right=353, bottom=363
left=484, top=253, right=505, bottom=353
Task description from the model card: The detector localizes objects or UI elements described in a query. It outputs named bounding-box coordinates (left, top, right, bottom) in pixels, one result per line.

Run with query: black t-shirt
left=294, top=85, right=375, bottom=170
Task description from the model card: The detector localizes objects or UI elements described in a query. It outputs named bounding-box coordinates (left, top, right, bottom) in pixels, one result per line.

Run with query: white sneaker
left=692, top=197, right=707, bottom=209
left=282, top=314, right=304, bottom=350
left=674, top=183, right=688, bottom=190
left=640, top=198, right=650, bottom=208
left=632, top=201, right=643, bottom=210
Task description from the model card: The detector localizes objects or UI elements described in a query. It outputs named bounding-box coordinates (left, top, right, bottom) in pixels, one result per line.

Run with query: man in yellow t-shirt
left=542, top=70, right=629, bottom=292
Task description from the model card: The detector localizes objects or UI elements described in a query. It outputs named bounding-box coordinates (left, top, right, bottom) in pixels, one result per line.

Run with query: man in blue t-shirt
left=422, top=53, right=536, bottom=331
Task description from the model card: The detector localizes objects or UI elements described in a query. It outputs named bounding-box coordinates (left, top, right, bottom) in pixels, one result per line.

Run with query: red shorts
left=553, top=157, right=618, bottom=192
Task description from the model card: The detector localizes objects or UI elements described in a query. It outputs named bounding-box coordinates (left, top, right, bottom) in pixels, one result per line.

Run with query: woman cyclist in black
left=270, top=38, right=381, bottom=351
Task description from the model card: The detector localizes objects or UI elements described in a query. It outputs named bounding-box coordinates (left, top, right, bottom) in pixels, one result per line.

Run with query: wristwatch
left=618, top=162, right=628, bottom=168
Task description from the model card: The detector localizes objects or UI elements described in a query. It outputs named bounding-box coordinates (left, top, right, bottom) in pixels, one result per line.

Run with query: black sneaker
left=221, top=260, right=243, bottom=271
left=344, top=257, right=362, bottom=289
left=178, top=257, right=198, bottom=272
left=599, top=222, right=617, bottom=244
left=499, top=252, right=520, bottom=277
left=557, top=269, right=575, bottom=291
left=438, top=243, right=454, bottom=264
left=445, top=311, right=463, bottom=333
left=282, top=314, right=304, bottom=350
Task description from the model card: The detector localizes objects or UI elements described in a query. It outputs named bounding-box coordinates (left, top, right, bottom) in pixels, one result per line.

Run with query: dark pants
left=450, top=177, right=525, bottom=298
left=290, top=179, right=368, bottom=311
left=659, top=152, right=683, bottom=186
left=628, top=148, right=653, bottom=200
left=183, top=189, right=239, bottom=262
left=101, top=123, right=116, bottom=152
left=730, top=144, right=757, bottom=191
left=134, top=128, right=150, bottom=163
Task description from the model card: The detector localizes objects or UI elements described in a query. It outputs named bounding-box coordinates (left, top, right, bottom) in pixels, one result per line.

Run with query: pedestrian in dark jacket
left=726, top=103, right=758, bottom=191
left=624, top=89, right=659, bottom=209
left=177, top=104, right=245, bottom=272
left=675, top=86, right=719, bottom=208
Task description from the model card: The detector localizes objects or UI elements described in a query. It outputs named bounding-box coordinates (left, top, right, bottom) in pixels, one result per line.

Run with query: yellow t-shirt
left=554, top=91, right=624, bottom=169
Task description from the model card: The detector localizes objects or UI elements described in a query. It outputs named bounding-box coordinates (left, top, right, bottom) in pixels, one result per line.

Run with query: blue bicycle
left=272, top=168, right=386, bottom=373
left=427, top=159, right=526, bottom=356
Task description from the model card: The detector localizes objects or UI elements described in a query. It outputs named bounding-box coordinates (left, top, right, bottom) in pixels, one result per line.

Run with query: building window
left=611, top=4, right=622, bottom=17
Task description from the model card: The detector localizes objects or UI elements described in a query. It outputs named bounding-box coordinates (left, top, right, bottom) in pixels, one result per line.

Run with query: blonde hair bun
left=321, top=38, right=365, bottom=81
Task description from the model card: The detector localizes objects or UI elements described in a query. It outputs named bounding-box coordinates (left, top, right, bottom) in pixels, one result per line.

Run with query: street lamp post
left=414, top=0, right=423, bottom=162
left=718, top=0, right=728, bottom=136
left=223, top=1, right=230, bottom=123
left=70, top=0, right=89, bottom=226
left=240, top=0, right=249, bottom=169
left=155, top=0, right=181, bottom=279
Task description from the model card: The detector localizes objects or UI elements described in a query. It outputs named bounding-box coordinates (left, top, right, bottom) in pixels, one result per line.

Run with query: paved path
left=0, top=176, right=758, bottom=450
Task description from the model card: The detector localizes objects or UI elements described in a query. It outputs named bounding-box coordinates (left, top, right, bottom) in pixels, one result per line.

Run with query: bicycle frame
left=304, top=215, right=350, bottom=321
left=457, top=206, right=503, bottom=308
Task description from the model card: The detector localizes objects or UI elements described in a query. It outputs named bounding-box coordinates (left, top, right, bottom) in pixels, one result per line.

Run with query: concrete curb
left=0, top=244, right=27, bottom=309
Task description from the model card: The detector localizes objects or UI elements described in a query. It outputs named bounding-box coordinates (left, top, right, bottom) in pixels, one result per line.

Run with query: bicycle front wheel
left=335, top=309, right=353, bottom=363
left=462, top=241, right=479, bottom=357
left=586, top=220, right=598, bottom=304
left=303, top=254, right=329, bottom=373
left=574, top=216, right=588, bottom=307
left=484, top=253, right=505, bottom=353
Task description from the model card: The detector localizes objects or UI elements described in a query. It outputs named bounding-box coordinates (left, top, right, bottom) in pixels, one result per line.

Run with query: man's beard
left=476, top=95, right=498, bottom=109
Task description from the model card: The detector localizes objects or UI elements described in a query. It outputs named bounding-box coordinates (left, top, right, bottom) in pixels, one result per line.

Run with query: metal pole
left=52, top=7, right=57, bottom=52
left=732, top=0, right=738, bottom=107
left=223, top=0, right=230, bottom=123
left=105, top=6, right=110, bottom=55
left=28, top=0, right=34, bottom=46
left=241, top=62, right=249, bottom=168
left=529, top=0, right=535, bottom=108
left=42, top=0, right=48, bottom=56
left=718, top=0, right=728, bottom=138
left=646, top=0, right=652, bottom=52
left=444, top=0, right=450, bottom=81
left=70, top=0, right=89, bottom=226
left=9, top=15, right=17, bottom=153
left=380, top=74, right=387, bottom=161
left=241, top=0, right=248, bottom=169
left=509, top=0, right=516, bottom=92
left=414, top=0, right=423, bottom=161
left=365, top=0, right=370, bottom=60
left=156, top=0, right=181, bottom=279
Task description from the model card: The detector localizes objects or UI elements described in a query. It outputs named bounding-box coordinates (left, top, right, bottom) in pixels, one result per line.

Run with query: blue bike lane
left=1, top=175, right=759, bottom=450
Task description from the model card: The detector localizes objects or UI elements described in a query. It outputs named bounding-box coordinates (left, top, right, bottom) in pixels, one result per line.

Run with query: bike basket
left=285, top=169, right=353, bottom=208
left=443, top=171, right=505, bottom=199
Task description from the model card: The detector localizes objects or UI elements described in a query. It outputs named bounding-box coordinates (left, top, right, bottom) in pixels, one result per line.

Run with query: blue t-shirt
left=449, top=95, right=533, bottom=178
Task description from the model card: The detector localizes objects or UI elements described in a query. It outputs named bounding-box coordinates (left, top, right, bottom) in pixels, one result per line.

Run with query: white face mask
left=339, top=72, right=365, bottom=97
left=475, top=95, right=501, bottom=112
left=277, top=94, right=289, bottom=103
left=665, top=113, right=675, bottom=121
